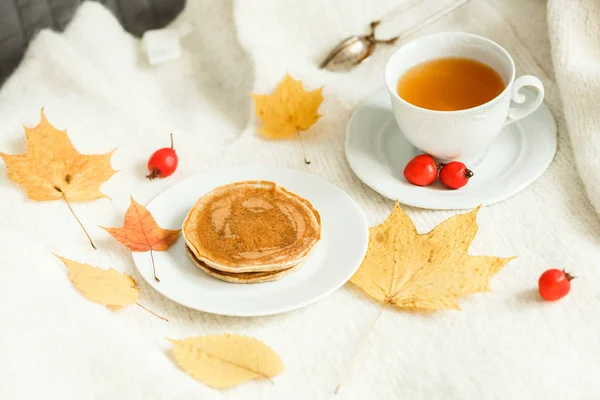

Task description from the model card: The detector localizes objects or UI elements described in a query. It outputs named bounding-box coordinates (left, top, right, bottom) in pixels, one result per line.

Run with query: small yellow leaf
left=251, top=74, right=323, bottom=139
left=350, top=202, right=514, bottom=311
left=169, top=334, right=284, bottom=389
left=55, top=254, right=139, bottom=309
left=0, top=109, right=117, bottom=202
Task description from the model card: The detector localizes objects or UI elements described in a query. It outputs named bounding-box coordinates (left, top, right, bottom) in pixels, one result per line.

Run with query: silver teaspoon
left=319, top=21, right=398, bottom=71
left=319, top=0, right=470, bottom=72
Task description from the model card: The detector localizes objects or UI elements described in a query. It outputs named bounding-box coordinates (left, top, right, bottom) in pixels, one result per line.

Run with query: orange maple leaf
left=102, top=196, right=180, bottom=281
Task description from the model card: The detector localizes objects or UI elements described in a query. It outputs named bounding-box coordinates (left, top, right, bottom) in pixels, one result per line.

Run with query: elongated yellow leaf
left=55, top=254, right=139, bottom=310
left=169, top=334, right=284, bottom=388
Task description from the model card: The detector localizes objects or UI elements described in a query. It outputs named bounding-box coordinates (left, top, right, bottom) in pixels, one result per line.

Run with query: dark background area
left=0, top=0, right=185, bottom=82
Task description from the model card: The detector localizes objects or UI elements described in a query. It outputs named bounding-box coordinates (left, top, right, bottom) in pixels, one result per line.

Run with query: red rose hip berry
left=147, top=133, right=178, bottom=180
left=538, top=269, right=574, bottom=301
left=439, top=161, right=473, bottom=189
left=404, top=154, right=438, bottom=186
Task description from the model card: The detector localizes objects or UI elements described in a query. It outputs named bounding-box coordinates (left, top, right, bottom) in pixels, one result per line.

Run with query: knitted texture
left=0, top=1, right=599, bottom=399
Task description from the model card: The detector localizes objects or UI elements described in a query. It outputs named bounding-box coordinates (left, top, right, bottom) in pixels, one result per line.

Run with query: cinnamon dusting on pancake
left=202, top=188, right=299, bottom=259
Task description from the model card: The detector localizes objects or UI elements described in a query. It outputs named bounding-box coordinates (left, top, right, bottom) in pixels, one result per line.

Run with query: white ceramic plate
left=131, top=166, right=369, bottom=317
left=346, top=89, right=557, bottom=209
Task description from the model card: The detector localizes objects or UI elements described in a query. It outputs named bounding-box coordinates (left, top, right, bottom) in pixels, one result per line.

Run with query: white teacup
left=384, top=32, right=544, bottom=162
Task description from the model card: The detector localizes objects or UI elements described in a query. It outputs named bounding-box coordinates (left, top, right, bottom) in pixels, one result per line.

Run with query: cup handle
left=504, top=75, right=545, bottom=126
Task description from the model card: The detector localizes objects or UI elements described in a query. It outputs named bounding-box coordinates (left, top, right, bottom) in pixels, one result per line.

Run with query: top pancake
left=183, top=181, right=321, bottom=273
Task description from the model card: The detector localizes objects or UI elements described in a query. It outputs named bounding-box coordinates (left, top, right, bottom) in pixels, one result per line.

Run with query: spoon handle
left=378, top=0, right=427, bottom=26
left=393, top=0, right=470, bottom=40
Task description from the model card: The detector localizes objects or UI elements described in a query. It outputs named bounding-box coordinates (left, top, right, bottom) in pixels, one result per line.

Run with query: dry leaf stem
left=296, top=129, right=311, bottom=165
left=136, top=302, right=168, bottom=322
left=150, top=249, right=160, bottom=282
left=60, top=191, right=97, bottom=250
left=335, top=303, right=386, bottom=395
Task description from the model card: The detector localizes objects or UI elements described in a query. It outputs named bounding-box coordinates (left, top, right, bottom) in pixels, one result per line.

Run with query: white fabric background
left=1, top=1, right=599, bottom=399
left=548, top=0, right=600, bottom=218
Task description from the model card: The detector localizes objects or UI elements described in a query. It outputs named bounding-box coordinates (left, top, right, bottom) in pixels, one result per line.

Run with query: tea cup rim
left=384, top=32, right=516, bottom=115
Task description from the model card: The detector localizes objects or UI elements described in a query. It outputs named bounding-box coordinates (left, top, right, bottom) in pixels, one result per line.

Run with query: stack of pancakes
left=183, top=181, right=321, bottom=283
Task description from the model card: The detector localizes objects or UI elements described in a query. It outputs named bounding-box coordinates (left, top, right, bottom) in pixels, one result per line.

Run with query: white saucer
left=131, top=166, right=369, bottom=317
left=345, top=89, right=557, bottom=209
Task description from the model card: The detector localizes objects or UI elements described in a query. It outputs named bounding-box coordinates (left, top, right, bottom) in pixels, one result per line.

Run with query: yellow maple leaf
left=0, top=108, right=117, bottom=202
left=350, top=201, right=514, bottom=311
left=251, top=74, right=323, bottom=139
left=336, top=203, right=515, bottom=394
left=55, top=254, right=139, bottom=310
left=169, top=334, right=284, bottom=389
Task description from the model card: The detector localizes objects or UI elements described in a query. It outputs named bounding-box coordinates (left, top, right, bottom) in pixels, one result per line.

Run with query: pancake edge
left=185, top=246, right=303, bottom=284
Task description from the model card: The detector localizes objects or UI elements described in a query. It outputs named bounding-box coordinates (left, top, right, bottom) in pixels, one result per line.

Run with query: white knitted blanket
left=548, top=0, right=600, bottom=215
left=1, top=1, right=599, bottom=399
